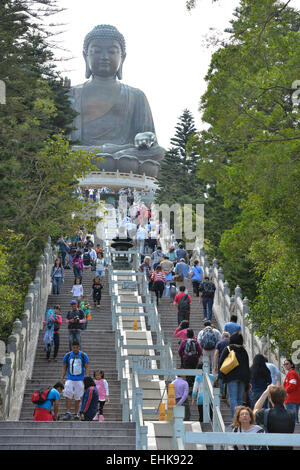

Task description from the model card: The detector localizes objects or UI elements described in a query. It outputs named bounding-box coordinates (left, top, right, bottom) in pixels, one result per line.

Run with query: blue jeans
left=137, top=239, right=145, bottom=254
left=96, top=269, right=105, bottom=278
left=68, top=330, right=81, bottom=351
left=227, top=380, right=245, bottom=419
left=73, top=267, right=82, bottom=282
left=61, top=251, right=67, bottom=267
left=192, top=280, right=201, bottom=297
left=52, top=277, right=62, bottom=295
left=202, top=296, right=213, bottom=320
left=285, top=403, right=300, bottom=423
left=68, top=252, right=73, bottom=268
left=218, top=376, right=226, bottom=398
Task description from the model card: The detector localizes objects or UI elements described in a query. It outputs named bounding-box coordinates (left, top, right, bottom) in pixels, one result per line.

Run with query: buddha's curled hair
left=83, top=24, right=126, bottom=58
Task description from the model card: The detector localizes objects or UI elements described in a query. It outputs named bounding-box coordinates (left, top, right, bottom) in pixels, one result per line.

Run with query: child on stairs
left=71, top=277, right=83, bottom=302
left=93, top=369, right=109, bottom=422
left=92, top=276, right=103, bottom=308
left=80, top=296, right=91, bottom=330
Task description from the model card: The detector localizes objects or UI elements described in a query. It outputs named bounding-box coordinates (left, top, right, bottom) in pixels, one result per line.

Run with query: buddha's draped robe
left=70, top=81, right=156, bottom=148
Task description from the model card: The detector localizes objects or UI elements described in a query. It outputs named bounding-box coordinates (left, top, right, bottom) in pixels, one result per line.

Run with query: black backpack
left=83, top=252, right=91, bottom=266
left=178, top=294, right=190, bottom=314
left=202, top=281, right=215, bottom=298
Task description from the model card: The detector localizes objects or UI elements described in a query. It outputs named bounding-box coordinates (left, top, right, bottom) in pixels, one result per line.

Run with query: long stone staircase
left=1, top=261, right=136, bottom=450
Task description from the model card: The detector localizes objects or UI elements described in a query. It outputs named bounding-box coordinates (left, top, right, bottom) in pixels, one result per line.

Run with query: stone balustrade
left=79, top=170, right=158, bottom=194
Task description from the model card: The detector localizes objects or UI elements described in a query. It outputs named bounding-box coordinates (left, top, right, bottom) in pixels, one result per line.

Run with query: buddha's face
left=85, top=38, right=123, bottom=78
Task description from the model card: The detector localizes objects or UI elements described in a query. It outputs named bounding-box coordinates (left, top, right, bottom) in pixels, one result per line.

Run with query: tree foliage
left=192, top=0, right=300, bottom=355
left=155, top=110, right=207, bottom=246
left=155, top=109, right=205, bottom=204
left=0, top=1, right=102, bottom=341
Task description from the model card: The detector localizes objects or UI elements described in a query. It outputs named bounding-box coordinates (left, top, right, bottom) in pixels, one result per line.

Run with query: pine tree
left=156, top=109, right=205, bottom=206
left=170, top=109, right=197, bottom=159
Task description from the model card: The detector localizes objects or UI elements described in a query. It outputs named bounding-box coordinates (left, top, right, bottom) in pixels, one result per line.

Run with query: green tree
left=156, top=109, right=205, bottom=207
left=192, top=0, right=300, bottom=354
left=0, top=1, right=103, bottom=341
left=155, top=110, right=207, bottom=245
left=0, top=233, right=23, bottom=341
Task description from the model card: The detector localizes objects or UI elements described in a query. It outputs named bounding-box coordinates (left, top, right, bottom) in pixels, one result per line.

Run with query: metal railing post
left=203, top=356, right=210, bottom=423
left=212, top=386, right=221, bottom=450
left=173, top=406, right=185, bottom=450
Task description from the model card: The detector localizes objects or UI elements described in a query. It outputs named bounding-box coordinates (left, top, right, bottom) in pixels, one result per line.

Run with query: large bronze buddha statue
left=70, top=24, right=165, bottom=178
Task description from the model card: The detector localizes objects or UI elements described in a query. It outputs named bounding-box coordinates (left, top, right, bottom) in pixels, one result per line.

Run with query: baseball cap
left=70, top=300, right=77, bottom=305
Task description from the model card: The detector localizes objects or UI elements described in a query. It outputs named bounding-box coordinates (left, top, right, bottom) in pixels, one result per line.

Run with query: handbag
left=220, top=346, right=239, bottom=375
left=51, top=266, right=60, bottom=280
left=174, top=262, right=184, bottom=282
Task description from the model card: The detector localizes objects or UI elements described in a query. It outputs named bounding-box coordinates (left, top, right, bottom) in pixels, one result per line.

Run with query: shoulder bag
left=220, top=346, right=239, bottom=375
left=174, top=262, right=184, bottom=282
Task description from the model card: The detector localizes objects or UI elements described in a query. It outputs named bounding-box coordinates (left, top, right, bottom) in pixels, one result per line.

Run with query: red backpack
left=31, top=387, right=51, bottom=405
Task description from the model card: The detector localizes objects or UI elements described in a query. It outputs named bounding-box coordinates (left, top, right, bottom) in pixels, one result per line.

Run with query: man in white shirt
left=88, top=246, right=97, bottom=266
left=136, top=225, right=148, bottom=255
left=127, top=222, right=137, bottom=242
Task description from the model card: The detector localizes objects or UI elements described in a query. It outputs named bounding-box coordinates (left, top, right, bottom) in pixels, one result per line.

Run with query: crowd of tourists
left=80, top=186, right=135, bottom=205
left=170, top=285, right=300, bottom=442
left=35, top=230, right=110, bottom=423
left=168, top=305, right=300, bottom=437
left=126, top=200, right=300, bottom=445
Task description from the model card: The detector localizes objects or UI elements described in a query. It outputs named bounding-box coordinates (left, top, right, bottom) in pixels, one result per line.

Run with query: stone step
left=0, top=421, right=135, bottom=428
left=0, top=434, right=135, bottom=448
left=23, top=391, right=121, bottom=399
left=0, top=444, right=136, bottom=450
left=19, top=415, right=123, bottom=421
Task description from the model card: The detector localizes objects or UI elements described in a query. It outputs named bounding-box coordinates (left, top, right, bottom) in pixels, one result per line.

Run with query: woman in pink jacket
left=173, top=320, right=196, bottom=342
left=71, top=250, right=84, bottom=283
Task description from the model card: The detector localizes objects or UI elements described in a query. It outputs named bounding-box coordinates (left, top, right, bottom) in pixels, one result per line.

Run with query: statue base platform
left=78, top=170, right=158, bottom=204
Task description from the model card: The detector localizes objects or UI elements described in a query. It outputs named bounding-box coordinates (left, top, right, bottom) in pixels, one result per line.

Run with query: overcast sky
left=52, top=0, right=297, bottom=149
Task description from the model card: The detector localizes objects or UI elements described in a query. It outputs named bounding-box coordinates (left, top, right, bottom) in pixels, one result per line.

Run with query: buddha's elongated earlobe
left=116, top=65, right=122, bottom=80
left=117, top=55, right=126, bottom=80
left=85, top=63, right=92, bottom=79
left=83, top=51, right=92, bottom=79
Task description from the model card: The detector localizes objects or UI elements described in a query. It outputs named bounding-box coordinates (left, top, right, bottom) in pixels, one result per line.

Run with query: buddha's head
left=83, top=24, right=126, bottom=80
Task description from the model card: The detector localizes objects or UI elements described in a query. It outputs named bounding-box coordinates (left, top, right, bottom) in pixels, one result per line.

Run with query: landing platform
left=79, top=170, right=158, bottom=194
